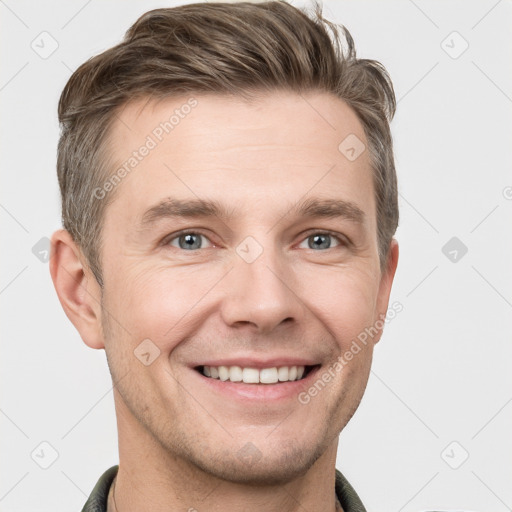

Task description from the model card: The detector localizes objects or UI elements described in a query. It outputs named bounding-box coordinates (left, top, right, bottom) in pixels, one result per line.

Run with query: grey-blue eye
left=299, top=233, right=342, bottom=250
left=168, top=232, right=212, bottom=250
left=166, top=231, right=343, bottom=251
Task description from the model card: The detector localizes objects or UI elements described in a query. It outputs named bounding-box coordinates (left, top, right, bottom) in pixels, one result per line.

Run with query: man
left=50, top=1, right=399, bottom=511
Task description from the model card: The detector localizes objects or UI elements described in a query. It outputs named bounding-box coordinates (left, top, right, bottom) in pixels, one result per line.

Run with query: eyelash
left=162, top=229, right=349, bottom=251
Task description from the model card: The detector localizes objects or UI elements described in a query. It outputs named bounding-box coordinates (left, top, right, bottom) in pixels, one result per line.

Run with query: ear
left=373, top=238, right=399, bottom=344
left=49, top=229, right=105, bottom=349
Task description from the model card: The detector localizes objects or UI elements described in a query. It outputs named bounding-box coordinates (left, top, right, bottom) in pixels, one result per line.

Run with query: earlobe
left=373, top=238, right=399, bottom=345
left=49, top=229, right=105, bottom=350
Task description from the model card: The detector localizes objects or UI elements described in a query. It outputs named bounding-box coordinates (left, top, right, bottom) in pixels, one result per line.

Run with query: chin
left=182, top=437, right=328, bottom=486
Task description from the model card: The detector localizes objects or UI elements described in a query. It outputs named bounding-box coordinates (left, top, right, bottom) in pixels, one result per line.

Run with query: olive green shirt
left=81, top=465, right=367, bottom=512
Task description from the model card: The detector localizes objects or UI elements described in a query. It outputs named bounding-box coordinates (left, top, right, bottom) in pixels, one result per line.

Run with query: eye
left=163, top=230, right=346, bottom=252
left=166, top=231, right=213, bottom=251
left=298, top=232, right=346, bottom=251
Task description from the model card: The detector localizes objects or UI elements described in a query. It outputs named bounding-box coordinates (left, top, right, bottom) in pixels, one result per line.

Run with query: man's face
left=96, top=91, right=397, bottom=484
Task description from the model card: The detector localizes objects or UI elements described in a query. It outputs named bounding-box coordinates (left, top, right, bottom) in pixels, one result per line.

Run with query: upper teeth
left=202, top=365, right=306, bottom=384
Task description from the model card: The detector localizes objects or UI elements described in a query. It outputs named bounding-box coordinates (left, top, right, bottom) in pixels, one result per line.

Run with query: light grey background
left=1, top=1, right=511, bottom=511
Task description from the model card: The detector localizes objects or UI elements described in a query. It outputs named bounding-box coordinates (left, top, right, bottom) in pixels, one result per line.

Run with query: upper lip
left=192, top=357, right=319, bottom=369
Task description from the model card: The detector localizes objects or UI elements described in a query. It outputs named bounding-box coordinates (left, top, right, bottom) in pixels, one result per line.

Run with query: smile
left=198, top=365, right=316, bottom=384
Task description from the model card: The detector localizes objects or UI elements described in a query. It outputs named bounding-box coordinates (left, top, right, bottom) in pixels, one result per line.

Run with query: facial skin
left=51, top=91, right=398, bottom=512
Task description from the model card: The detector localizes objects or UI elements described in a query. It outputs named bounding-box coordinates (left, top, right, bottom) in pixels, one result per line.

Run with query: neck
left=109, top=396, right=343, bottom=512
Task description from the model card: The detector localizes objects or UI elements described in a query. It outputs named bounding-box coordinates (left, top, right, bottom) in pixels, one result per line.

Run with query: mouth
left=194, top=364, right=319, bottom=384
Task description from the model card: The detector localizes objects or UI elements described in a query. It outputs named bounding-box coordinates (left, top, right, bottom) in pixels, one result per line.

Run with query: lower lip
left=191, top=366, right=321, bottom=402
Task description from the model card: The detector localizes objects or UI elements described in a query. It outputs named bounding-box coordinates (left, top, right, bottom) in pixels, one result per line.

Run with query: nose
left=219, top=240, right=305, bottom=335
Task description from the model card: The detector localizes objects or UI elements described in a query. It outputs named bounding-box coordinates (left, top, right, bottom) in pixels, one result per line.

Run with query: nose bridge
left=220, top=234, right=302, bottom=332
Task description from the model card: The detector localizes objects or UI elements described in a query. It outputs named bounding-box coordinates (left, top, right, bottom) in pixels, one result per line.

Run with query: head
left=51, top=1, right=399, bottom=485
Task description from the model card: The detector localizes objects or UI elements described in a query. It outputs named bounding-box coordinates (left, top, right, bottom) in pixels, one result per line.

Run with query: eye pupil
left=180, top=233, right=202, bottom=250
left=310, top=234, right=331, bottom=250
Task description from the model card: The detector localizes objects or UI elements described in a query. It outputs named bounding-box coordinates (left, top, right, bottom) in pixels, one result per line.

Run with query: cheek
left=304, top=266, right=379, bottom=350
left=101, top=267, right=192, bottom=402
left=107, top=262, right=222, bottom=350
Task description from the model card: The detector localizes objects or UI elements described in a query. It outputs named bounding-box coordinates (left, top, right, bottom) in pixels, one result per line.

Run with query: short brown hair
left=57, top=0, right=398, bottom=287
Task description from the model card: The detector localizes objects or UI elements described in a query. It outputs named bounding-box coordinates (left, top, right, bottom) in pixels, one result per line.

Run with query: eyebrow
left=139, top=196, right=365, bottom=228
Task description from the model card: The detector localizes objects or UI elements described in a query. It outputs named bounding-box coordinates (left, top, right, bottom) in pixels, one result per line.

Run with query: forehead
left=104, top=91, right=375, bottom=230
